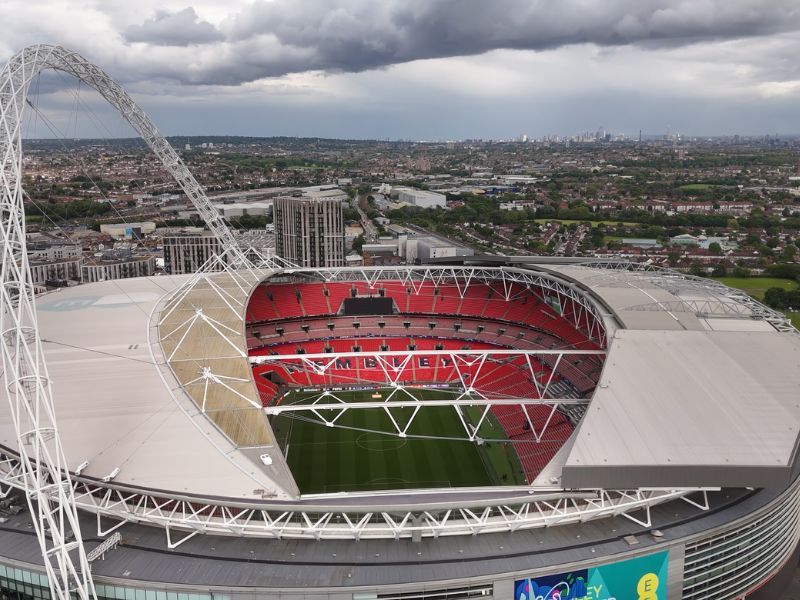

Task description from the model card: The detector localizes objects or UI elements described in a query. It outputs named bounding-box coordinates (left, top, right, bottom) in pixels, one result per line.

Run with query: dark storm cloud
left=195, top=0, right=800, bottom=83
left=125, top=7, right=224, bottom=47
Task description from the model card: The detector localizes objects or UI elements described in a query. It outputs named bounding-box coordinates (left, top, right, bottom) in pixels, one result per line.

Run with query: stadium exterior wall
left=0, top=473, right=798, bottom=600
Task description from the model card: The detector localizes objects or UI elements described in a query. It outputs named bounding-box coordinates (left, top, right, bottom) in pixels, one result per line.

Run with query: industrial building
left=391, top=186, right=447, bottom=208
left=99, top=222, right=156, bottom=239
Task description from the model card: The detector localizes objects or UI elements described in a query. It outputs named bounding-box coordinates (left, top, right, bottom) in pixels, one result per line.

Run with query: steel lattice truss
left=1, top=45, right=100, bottom=600
left=160, top=262, right=609, bottom=452
left=0, top=43, right=727, bottom=558
left=0, top=44, right=287, bottom=600
left=572, top=262, right=795, bottom=332
left=281, top=265, right=610, bottom=346
left=3, top=45, right=246, bottom=264
left=252, top=348, right=600, bottom=443
left=0, top=451, right=711, bottom=544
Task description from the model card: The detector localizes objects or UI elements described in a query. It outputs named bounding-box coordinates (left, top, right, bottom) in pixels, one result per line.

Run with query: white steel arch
left=0, top=44, right=246, bottom=600
left=3, top=44, right=244, bottom=261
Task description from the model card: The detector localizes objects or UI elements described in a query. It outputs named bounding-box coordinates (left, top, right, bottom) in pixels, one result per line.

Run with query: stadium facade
left=2, top=44, right=800, bottom=600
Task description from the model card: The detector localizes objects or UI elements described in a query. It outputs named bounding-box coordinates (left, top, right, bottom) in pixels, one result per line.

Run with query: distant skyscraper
left=595, top=126, right=605, bottom=141
left=274, top=195, right=344, bottom=267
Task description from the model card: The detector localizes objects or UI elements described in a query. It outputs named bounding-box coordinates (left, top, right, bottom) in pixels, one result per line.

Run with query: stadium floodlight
left=101, top=468, right=120, bottom=483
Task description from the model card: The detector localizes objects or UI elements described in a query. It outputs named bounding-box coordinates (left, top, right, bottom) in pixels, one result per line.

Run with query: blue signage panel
left=514, top=550, right=669, bottom=600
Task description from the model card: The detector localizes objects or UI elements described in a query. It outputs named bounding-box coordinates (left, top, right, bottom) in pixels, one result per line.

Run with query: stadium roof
left=0, top=276, right=282, bottom=500
left=561, top=328, right=800, bottom=488
left=541, top=263, right=800, bottom=488
left=0, top=262, right=798, bottom=502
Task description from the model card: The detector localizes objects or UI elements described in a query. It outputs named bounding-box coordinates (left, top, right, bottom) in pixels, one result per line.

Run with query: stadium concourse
left=0, top=260, right=799, bottom=600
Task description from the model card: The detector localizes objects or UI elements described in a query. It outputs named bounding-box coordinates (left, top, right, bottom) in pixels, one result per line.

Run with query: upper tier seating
left=246, top=278, right=603, bottom=402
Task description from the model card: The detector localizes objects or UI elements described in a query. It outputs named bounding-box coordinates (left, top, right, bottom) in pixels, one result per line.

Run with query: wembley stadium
left=0, top=258, right=799, bottom=600
left=2, top=44, right=800, bottom=600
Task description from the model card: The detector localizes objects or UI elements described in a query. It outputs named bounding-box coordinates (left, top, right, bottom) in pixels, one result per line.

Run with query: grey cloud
left=125, top=7, right=224, bottom=46
left=202, top=0, right=800, bottom=82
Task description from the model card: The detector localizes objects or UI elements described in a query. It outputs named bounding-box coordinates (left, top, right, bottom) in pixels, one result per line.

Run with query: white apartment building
left=274, top=195, right=344, bottom=267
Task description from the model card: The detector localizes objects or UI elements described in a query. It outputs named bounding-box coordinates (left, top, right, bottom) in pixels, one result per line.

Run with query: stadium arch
left=0, top=43, right=266, bottom=600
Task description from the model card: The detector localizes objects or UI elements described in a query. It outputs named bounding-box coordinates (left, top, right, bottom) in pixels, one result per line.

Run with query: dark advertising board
left=342, top=296, right=394, bottom=316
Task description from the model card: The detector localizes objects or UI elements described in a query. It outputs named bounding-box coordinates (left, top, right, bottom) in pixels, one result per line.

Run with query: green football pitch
left=270, top=389, right=526, bottom=494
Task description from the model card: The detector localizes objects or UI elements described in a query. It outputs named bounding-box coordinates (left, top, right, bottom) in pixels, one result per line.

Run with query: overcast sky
left=4, top=0, right=800, bottom=140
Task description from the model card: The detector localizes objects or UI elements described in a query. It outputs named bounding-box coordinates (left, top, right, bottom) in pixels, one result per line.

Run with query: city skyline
left=3, top=0, right=800, bottom=140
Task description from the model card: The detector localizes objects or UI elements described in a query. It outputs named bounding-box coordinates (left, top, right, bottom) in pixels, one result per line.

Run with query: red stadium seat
left=246, top=275, right=598, bottom=482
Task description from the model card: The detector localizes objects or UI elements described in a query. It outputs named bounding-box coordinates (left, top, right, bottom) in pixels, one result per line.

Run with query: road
left=353, top=194, right=378, bottom=241
left=782, top=567, right=800, bottom=599
left=208, top=186, right=291, bottom=201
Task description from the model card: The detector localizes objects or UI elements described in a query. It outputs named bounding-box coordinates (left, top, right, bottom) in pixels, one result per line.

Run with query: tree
left=352, top=234, right=365, bottom=252
left=711, top=264, right=728, bottom=277
left=708, top=242, right=722, bottom=255
left=689, top=261, right=706, bottom=277
left=766, top=263, right=800, bottom=280
left=732, top=266, right=750, bottom=278
left=780, top=245, right=797, bottom=261
left=763, top=287, right=788, bottom=310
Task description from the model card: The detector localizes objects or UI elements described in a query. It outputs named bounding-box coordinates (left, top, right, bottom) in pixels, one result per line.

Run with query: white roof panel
left=562, top=329, right=800, bottom=488
left=0, top=277, right=283, bottom=499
